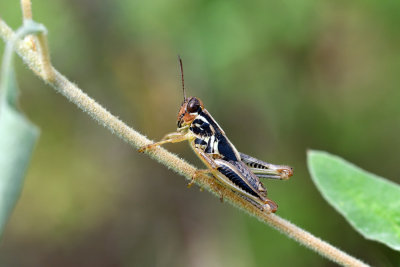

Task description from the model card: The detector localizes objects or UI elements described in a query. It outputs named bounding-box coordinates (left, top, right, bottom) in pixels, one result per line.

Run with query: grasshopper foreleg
left=138, top=132, right=190, bottom=152
left=240, top=152, right=293, bottom=180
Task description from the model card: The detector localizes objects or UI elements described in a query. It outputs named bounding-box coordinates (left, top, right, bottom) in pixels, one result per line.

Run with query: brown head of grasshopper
left=139, top=57, right=293, bottom=213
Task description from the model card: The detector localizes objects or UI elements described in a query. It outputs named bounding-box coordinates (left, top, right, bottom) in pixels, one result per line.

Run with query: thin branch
left=20, top=0, right=36, bottom=54
left=20, top=0, right=32, bottom=20
left=0, top=17, right=369, bottom=267
left=35, top=30, right=54, bottom=82
left=20, top=0, right=53, bottom=81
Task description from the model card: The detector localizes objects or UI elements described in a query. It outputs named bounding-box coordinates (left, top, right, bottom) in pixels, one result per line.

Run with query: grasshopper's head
left=176, top=57, right=204, bottom=129
left=177, top=97, right=204, bottom=129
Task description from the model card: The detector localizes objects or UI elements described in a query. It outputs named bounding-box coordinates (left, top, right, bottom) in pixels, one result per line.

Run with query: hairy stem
left=0, top=15, right=369, bottom=267
left=20, top=0, right=32, bottom=20
left=35, top=31, right=54, bottom=82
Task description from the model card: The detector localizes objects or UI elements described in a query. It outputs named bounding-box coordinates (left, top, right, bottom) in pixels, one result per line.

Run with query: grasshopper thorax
left=177, top=97, right=204, bottom=129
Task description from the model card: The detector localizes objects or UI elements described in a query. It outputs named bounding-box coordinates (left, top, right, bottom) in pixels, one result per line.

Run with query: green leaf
left=307, top=150, right=400, bottom=251
left=0, top=21, right=45, bottom=237
left=0, top=77, right=39, bottom=235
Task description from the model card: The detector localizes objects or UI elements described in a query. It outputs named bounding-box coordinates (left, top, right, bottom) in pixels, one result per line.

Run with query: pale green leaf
left=0, top=21, right=45, bottom=236
left=307, top=150, right=400, bottom=251
left=0, top=84, right=39, bottom=234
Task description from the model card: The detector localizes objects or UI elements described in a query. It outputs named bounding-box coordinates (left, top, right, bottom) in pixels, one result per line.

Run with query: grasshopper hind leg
left=210, top=159, right=279, bottom=213
left=190, top=169, right=226, bottom=202
left=262, top=198, right=278, bottom=213
left=238, top=194, right=278, bottom=213
left=188, top=169, right=212, bottom=188
left=240, top=152, right=293, bottom=180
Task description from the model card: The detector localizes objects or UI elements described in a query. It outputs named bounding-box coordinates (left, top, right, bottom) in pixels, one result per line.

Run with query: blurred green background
left=1, top=0, right=400, bottom=266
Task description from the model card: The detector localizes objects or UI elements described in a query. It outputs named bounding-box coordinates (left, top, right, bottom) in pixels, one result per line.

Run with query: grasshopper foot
left=138, top=143, right=157, bottom=153
left=188, top=169, right=212, bottom=188
left=187, top=177, right=195, bottom=188
left=262, top=199, right=278, bottom=213
left=210, top=181, right=224, bottom=203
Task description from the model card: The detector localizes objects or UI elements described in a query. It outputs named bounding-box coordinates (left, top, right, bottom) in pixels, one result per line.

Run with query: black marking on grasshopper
left=193, top=111, right=240, bottom=161
left=228, top=161, right=265, bottom=193
left=194, top=138, right=207, bottom=147
left=191, top=118, right=212, bottom=136
left=205, top=135, right=215, bottom=153
left=250, top=162, right=265, bottom=169
left=218, top=164, right=256, bottom=197
left=216, top=160, right=266, bottom=197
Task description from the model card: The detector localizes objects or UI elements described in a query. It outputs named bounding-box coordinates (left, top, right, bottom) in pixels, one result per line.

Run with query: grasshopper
left=139, top=57, right=293, bottom=213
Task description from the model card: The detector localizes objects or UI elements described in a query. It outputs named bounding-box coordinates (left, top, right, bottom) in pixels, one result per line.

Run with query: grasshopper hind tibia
left=263, top=199, right=278, bottom=213
left=240, top=194, right=278, bottom=213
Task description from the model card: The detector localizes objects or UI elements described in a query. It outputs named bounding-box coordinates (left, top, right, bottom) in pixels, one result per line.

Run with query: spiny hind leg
left=243, top=195, right=278, bottom=213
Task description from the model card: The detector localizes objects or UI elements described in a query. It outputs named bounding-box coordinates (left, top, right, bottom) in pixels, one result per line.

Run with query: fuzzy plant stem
left=0, top=10, right=369, bottom=267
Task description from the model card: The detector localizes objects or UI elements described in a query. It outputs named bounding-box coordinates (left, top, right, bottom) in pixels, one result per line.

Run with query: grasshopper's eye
left=187, top=98, right=200, bottom=113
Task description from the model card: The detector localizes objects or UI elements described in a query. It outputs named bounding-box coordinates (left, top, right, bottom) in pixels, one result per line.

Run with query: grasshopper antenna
left=178, top=55, right=186, bottom=101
